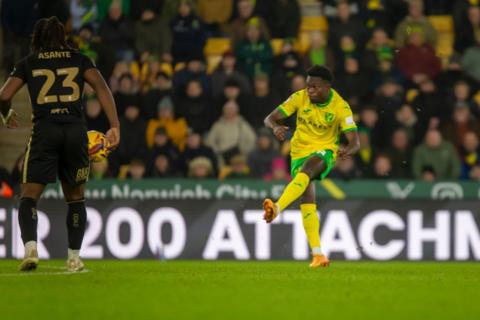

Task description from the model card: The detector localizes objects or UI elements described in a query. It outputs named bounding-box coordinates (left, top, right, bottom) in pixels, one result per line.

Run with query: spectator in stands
left=394, top=0, right=437, bottom=48
left=90, top=160, right=111, bottom=180
left=370, top=154, right=393, bottom=179
left=170, top=0, right=207, bottom=64
left=179, top=132, right=218, bottom=177
left=420, top=165, right=436, bottom=181
left=72, top=24, right=115, bottom=78
left=357, top=106, right=385, bottom=151
left=448, top=80, right=476, bottom=116
left=214, top=78, right=252, bottom=124
left=98, top=1, right=135, bottom=61
left=355, top=130, right=374, bottom=177
left=372, top=77, right=405, bottom=117
left=335, top=34, right=364, bottom=74
left=334, top=58, right=371, bottom=112
left=146, top=96, right=188, bottom=150
left=142, top=72, right=174, bottom=120
left=330, top=156, right=361, bottom=181
left=188, top=156, right=215, bottom=178
left=290, top=74, right=307, bottom=93
left=177, top=79, right=213, bottom=135
left=459, top=131, right=480, bottom=179
left=219, top=154, right=251, bottom=179
left=131, top=0, right=164, bottom=21
left=272, top=41, right=305, bottom=100
left=461, top=33, right=480, bottom=83
left=149, top=127, right=180, bottom=166
left=396, top=31, right=442, bottom=83
left=126, top=159, right=147, bottom=179
left=152, top=153, right=177, bottom=177
left=173, top=57, right=212, bottom=96
left=436, top=55, right=472, bottom=97
left=248, top=129, right=281, bottom=178
left=206, top=100, right=257, bottom=165
left=97, top=0, right=131, bottom=21
left=385, top=128, right=413, bottom=178
left=328, top=1, right=368, bottom=60
left=411, top=78, right=446, bottom=128
left=211, top=51, right=252, bottom=98
left=162, top=0, right=197, bottom=23
left=454, top=5, right=480, bottom=54
left=363, top=28, right=395, bottom=74
left=250, top=73, right=281, bottom=129
left=0, top=0, right=37, bottom=71
left=263, top=157, right=290, bottom=181
left=113, top=73, right=141, bottom=116
left=394, top=104, right=426, bottom=146
left=135, top=8, right=172, bottom=60
left=85, top=97, right=110, bottom=133
left=303, top=31, right=335, bottom=71
left=359, top=0, right=390, bottom=33
left=322, top=0, right=361, bottom=18
left=118, top=104, right=148, bottom=165
left=197, top=0, right=233, bottom=36
left=412, top=129, right=461, bottom=179
left=70, top=0, right=98, bottom=32
left=441, top=105, right=480, bottom=149
left=235, top=18, right=274, bottom=79
left=229, top=0, right=270, bottom=44
left=263, top=0, right=301, bottom=39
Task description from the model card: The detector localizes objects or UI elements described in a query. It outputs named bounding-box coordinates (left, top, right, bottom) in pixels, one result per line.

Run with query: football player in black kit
left=0, top=17, right=120, bottom=272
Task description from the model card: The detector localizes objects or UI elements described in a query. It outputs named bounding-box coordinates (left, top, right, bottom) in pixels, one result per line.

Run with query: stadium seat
left=204, top=38, right=232, bottom=56
left=300, top=16, right=328, bottom=32
left=428, top=15, right=453, bottom=33
left=428, top=16, right=454, bottom=63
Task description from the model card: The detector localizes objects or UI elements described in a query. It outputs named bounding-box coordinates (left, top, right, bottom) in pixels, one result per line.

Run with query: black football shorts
left=22, top=121, right=90, bottom=185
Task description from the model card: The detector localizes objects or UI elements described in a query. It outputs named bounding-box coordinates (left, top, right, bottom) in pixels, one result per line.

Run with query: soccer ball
left=87, top=130, right=111, bottom=162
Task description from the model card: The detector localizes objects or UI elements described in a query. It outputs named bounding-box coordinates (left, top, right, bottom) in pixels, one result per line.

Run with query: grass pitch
left=0, top=260, right=478, bottom=320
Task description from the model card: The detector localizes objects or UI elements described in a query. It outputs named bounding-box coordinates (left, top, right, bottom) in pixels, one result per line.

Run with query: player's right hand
left=106, top=127, right=120, bottom=150
left=273, top=125, right=289, bottom=141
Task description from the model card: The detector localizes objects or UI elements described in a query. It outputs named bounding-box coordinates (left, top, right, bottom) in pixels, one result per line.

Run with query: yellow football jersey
left=277, top=88, right=357, bottom=160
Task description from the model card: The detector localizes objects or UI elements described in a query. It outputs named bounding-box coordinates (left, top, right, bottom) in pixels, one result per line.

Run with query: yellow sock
left=300, top=203, right=321, bottom=251
left=276, top=172, right=310, bottom=211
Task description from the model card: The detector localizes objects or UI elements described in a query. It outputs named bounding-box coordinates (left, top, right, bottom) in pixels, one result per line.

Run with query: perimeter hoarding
left=0, top=199, right=479, bottom=261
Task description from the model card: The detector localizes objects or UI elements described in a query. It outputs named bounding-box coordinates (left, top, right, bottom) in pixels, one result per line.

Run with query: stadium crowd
left=2, top=0, right=480, bottom=187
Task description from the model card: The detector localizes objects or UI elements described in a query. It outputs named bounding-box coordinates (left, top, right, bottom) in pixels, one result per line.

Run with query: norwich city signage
left=39, top=179, right=480, bottom=200
left=0, top=200, right=479, bottom=261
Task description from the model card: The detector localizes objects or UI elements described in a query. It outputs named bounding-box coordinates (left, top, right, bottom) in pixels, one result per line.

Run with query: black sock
left=66, top=200, right=87, bottom=250
left=18, top=197, right=38, bottom=244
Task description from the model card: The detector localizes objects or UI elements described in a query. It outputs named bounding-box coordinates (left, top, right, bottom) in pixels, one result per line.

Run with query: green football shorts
left=290, top=149, right=335, bottom=180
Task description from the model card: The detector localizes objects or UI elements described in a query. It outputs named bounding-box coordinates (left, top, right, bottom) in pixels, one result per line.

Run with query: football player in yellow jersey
left=263, top=65, right=360, bottom=268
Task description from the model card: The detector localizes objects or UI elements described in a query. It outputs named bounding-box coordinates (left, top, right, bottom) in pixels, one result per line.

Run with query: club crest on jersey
left=325, top=112, right=335, bottom=123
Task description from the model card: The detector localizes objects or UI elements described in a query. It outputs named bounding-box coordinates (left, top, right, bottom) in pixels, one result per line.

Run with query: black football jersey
left=10, top=49, right=96, bottom=123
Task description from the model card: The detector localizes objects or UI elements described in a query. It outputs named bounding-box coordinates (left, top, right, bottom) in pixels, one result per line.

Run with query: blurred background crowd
left=1, top=0, right=480, bottom=188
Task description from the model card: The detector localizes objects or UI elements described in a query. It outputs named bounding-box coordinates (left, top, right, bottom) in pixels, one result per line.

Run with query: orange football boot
left=309, top=254, right=330, bottom=268
left=263, top=198, right=279, bottom=223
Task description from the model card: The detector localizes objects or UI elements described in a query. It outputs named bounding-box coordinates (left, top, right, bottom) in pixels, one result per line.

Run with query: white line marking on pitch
left=0, top=265, right=91, bottom=277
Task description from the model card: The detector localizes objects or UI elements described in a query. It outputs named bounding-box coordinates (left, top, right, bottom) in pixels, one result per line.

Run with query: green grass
left=0, top=260, right=479, bottom=320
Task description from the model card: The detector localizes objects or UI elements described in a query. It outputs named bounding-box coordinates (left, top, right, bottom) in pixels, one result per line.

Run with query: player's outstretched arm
left=0, top=77, right=23, bottom=128
left=338, top=130, right=360, bottom=159
left=264, top=109, right=289, bottom=141
left=84, top=68, right=120, bottom=149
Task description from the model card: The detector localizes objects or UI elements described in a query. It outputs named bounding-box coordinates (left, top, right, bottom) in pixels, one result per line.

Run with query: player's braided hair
left=31, top=16, right=70, bottom=52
